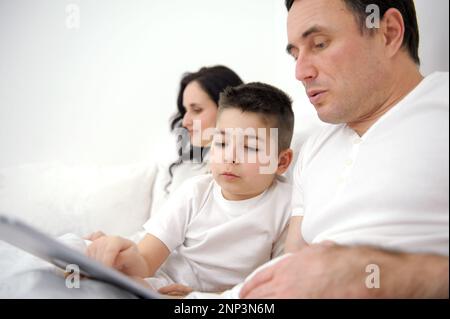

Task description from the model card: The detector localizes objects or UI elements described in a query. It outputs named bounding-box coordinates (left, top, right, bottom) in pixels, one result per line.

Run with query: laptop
left=0, top=214, right=162, bottom=299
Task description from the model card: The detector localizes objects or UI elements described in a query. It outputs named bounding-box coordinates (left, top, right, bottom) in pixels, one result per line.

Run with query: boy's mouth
left=221, top=172, right=240, bottom=179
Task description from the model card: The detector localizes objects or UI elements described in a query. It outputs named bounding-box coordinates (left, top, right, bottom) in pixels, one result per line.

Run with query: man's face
left=287, top=0, right=389, bottom=125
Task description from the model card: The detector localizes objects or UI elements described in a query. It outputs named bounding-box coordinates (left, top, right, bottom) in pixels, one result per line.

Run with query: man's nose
left=295, top=54, right=318, bottom=83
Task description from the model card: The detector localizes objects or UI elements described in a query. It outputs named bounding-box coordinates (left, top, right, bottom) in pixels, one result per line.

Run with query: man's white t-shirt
left=292, top=72, right=449, bottom=256
left=143, top=174, right=292, bottom=292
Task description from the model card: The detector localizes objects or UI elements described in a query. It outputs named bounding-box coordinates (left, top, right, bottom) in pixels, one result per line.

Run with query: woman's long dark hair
left=165, top=65, right=244, bottom=193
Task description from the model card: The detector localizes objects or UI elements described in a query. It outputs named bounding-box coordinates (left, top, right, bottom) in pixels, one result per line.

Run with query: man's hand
left=86, top=235, right=150, bottom=278
left=240, top=243, right=352, bottom=298
left=158, top=284, right=194, bottom=297
left=240, top=244, right=449, bottom=299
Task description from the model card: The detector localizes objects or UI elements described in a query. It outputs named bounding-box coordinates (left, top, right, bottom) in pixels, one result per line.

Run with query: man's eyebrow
left=286, top=25, right=325, bottom=55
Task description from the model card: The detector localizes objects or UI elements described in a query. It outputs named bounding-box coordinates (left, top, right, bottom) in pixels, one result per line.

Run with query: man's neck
left=349, top=63, right=424, bottom=137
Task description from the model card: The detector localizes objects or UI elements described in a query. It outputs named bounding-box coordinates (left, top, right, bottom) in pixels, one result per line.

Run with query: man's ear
left=380, top=8, right=406, bottom=59
left=276, top=148, right=293, bottom=175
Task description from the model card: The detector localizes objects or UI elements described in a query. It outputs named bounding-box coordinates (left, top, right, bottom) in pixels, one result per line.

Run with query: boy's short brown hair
left=218, top=82, right=295, bottom=151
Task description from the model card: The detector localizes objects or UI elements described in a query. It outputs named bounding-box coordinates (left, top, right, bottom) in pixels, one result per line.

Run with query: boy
left=87, top=82, right=295, bottom=293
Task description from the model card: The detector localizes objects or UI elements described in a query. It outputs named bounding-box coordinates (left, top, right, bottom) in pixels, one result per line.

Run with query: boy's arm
left=86, top=234, right=170, bottom=278
left=284, top=216, right=308, bottom=253
left=137, top=234, right=170, bottom=277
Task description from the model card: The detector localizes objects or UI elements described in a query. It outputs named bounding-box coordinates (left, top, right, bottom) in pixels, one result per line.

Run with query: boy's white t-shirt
left=292, top=72, right=449, bottom=256
left=143, top=174, right=292, bottom=292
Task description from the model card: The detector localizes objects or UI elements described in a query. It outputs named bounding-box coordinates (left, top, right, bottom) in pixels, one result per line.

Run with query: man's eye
left=315, top=42, right=326, bottom=49
left=313, top=39, right=328, bottom=50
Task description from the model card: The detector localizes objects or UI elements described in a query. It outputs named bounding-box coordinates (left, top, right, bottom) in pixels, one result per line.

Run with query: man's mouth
left=307, top=89, right=328, bottom=104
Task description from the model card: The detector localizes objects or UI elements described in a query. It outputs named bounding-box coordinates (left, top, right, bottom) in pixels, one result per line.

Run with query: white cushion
left=0, top=162, right=157, bottom=237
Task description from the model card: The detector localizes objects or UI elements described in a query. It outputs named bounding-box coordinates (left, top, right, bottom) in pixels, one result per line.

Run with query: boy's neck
left=221, top=179, right=276, bottom=201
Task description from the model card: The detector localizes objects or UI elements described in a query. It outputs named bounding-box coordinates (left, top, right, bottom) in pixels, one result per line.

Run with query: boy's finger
left=102, top=237, right=132, bottom=268
left=84, top=231, right=106, bottom=241
left=102, top=242, right=121, bottom=267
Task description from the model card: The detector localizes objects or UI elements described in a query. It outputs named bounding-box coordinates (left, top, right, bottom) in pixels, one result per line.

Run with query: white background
left=0, top=0, right=448, bottom=168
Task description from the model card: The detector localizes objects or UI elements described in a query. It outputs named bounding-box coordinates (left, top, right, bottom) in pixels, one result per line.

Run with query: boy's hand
left=86, top=236, right=149, bottom=277
left=84, top=230, right=106, bottom=241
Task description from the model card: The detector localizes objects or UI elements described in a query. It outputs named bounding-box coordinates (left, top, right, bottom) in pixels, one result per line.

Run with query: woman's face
left=182, top=81, right=218, bottom=147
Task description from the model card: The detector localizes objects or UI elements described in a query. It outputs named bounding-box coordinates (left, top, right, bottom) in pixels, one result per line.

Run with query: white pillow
left=0, top=162, right=157, bottom=237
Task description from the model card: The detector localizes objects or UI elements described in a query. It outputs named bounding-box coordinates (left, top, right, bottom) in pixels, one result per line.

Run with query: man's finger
left=158, top=284, right=193, bottom=295
left=239, top=265, right=275, bottom=299
left=318, top=240, right=337, bottom=247
left=242, top=281, right=277, bottom=299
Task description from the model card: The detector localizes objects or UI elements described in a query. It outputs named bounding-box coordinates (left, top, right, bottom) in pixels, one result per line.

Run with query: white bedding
left=0, top=234, right=137, bottom=298
left=0, top=162, right=158, bottom=298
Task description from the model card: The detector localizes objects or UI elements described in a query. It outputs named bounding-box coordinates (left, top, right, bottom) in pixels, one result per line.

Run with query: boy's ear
left=276, top=148, right=293, bottom=175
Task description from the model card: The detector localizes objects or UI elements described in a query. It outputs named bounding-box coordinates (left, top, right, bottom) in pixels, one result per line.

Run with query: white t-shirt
left=292, top=72, right=449, bottom=256
left=143, top=174, right=292, bottom=292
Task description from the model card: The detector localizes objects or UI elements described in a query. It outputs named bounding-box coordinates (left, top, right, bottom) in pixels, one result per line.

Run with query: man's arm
left=240, top=244, right=449, bottom=299
left=284, top=216, right=308, bottom=253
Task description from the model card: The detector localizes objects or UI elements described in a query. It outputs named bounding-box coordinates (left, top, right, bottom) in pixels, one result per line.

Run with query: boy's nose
left=224, top=145, right=238, bottom=164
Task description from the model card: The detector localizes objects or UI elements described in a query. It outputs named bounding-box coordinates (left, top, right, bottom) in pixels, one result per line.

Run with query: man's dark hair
left=285, top=0, right=420, bottom=65
left=218, top=82, right=295, bottom=151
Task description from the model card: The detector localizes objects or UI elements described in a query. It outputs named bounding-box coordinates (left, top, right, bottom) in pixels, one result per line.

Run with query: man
left=240, top=0, right=449, bottom=298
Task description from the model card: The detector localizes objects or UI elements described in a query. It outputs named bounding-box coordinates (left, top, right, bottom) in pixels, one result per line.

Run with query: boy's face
left=210, top=108, right=290, bottom=201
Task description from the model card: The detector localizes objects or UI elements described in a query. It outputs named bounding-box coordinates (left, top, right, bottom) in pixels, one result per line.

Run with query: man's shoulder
left=410, top=72, right=449, bottom=107
left=300, top=124, right=345, bottom=155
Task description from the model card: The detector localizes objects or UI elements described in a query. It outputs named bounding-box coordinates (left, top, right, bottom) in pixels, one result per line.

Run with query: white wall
left=0, top=0, right=448, bottom=168
left=415, top=0, right=449, bottom=75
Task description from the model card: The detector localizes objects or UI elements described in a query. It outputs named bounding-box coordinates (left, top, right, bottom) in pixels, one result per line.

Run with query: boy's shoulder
left=269, top=176, right=293, bottom=199
left=176, top=173, right=215, bottom=196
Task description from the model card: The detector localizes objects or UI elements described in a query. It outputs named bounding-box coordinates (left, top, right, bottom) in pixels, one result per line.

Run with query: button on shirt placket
left=337, top=136, right=362, bottom=190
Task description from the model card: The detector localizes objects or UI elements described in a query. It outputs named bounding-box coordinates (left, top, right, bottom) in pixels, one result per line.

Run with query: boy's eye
left=244, top=145, right=259, bottom=152
left=214, top=142, right=226, bottom=148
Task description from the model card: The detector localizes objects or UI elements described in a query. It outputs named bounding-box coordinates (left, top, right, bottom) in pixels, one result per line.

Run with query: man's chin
left=316, top=108, right=341, bottom=124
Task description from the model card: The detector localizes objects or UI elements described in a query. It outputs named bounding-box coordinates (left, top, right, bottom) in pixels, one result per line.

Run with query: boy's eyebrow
left=218, top=130, right=265, bottom=141
left=286, top=25, right=325, bottom=55
left=245, top=135, right=263, bottom=141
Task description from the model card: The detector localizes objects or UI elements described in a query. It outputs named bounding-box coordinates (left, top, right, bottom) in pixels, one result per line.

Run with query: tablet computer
left=0, top=214, right=162, bottom=299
